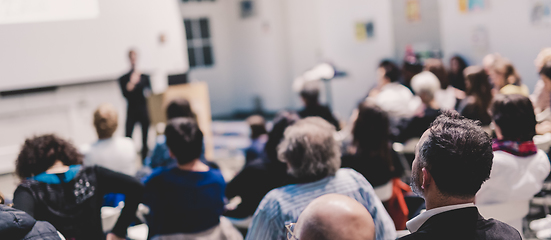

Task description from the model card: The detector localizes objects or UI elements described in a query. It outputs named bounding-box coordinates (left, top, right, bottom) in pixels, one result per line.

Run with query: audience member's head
left=489, top=58, right=522, bottom=89
left=16, top=134, right=83, bottom=179
left=292, top=194, right=375, bottom=240
left=246, top=115, right=267, bottom=140
left=535, top=48, right=551, bottom=71
left=300, top=82, right=321, bottom=106
left=166, top=98, right=195, bottom=120
left=464, top=66, right=493, bottom=110
left=278, top=117, right=340, bottom=182
left=412, top=111, right=492, bottom=202
left=539, top=61, right=551, bottom=92
left=424, top=58, right=449, bottom=89
left=93, top=103, right=118, bottom=139
left=402, top=57, right=423, bottom=85
left=450, top=55, right=468, bottom=75
left=491, top=94, right=537, bottom=142
left=264, top=111, right=300, bottom=163
left=352, top=101, right=393, bottom=172
left=165, top=117, right=203, bottom=165
left=411, top=71, right=441, bottom=105
left=482, top=53, right=498, bottom=74
left=378, top=60, right=401, bottom=84
left=128, top=49, right=137, bottom=68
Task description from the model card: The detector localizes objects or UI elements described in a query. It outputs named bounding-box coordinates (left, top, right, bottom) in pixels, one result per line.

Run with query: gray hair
left=278, top=117, right=341, bottom=181
left=411, top=71, right=441, bottom=99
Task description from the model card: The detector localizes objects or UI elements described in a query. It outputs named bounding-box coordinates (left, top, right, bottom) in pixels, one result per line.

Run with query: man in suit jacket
left=119, top=49, right=151, bottom=161
left=399, top=111, right=521, bottom=240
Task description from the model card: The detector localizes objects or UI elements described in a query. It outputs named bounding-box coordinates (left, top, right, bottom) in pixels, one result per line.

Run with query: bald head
left=295, top=194, right=375, bottom=240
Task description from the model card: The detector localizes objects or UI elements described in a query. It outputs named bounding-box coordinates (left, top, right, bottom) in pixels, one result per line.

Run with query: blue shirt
left=143, top=166, right=226, bottom=237
left=245, top=168, right=397, bottom=240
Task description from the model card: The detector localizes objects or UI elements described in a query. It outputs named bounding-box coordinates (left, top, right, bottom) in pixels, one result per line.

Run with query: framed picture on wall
left=531, top=0, right=551, bottom=26
left=240, top=0, right=256, bottom=19
left=355, top=21, right=375, bottom=42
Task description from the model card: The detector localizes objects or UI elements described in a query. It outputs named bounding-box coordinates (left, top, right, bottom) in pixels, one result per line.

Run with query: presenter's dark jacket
left=118, top=70, right=151, bottom=107
left=399, top=207, right=521, bottom=240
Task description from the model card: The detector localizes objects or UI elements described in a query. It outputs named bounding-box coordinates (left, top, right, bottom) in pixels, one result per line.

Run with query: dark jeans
left=126, top=105, right=150, bottom=161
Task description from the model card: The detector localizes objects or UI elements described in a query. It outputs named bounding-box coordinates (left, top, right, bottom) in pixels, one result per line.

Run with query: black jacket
left=13, top=166, right=144, bottom=240
left=399, top=207, right=521, bottom=240
left=0, top=204, right=61, bottom=240
left=118, top=70, right=151, bottom=107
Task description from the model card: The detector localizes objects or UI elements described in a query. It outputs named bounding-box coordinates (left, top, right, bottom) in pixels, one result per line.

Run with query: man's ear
left=421, top=167, right=432, bottom=190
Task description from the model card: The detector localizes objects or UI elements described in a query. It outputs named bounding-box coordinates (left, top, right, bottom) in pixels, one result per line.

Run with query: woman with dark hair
left=448, top=55, right=468, bottom=91
left=341, top=101, right=408, bottom=230
left=477, top=94, right=550, bottom=208
left=13, top=134, right=144, bottom=240
left=489, top=58, right=529, bottom=96
left=456, top=66, right=493, bottom=126
left=224, top=111, right=299, bottom=220
left=424, top=58, right=456, bottom=110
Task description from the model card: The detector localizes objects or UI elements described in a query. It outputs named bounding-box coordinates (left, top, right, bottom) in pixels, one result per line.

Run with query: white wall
left=316, top=0, right=395, bottom=118
left=182, top=0, right=395, bottom=118
left=439, top=0, right=551, bottom=91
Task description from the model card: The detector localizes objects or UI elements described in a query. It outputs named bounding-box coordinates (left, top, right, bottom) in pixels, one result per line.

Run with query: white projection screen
left=0, top=0, right=189, bottom=91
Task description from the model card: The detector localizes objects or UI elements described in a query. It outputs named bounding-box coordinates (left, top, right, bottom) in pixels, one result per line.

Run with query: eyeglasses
left=286, top=223, right=299, bottom=240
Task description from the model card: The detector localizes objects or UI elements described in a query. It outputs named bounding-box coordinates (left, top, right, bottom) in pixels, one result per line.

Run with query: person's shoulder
left=144, top=166, right=172, bottom=184
left=207, top=168, right=226, bottom=184
left=478, top=218, right=522, bottom=240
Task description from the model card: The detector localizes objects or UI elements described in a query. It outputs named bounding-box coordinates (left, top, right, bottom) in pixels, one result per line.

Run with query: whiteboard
left=0, top=0, right=189, bottom=91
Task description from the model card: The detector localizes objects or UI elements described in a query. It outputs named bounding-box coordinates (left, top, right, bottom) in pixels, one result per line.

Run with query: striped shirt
left=245, top=168, right=397, bottom=240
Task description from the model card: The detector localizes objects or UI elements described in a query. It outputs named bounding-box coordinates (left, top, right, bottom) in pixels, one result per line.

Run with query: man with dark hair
left=119, top=49, right=151, bottom=161
left=298, top=82, right=340, bottom=130
left=400, top=111, right=521, bottom=240
left=147, top=98, right=196, bottom=169
left=143, top=118, right=237, bottom=239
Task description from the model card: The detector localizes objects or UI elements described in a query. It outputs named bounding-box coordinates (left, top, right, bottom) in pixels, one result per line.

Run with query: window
left=184, top=18, right=214, bottom=68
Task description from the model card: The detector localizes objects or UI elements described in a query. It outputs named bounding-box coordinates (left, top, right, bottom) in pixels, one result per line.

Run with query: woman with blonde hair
left=488, top=57, right=529, bottom=96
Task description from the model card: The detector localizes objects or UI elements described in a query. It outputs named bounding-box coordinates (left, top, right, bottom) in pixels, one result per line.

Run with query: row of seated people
left=4, top=105, right=536, bottom=240
left=3, top=90, right=550, bottom=240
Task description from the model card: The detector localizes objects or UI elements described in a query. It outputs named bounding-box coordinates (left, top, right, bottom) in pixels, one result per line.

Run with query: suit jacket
left=118, top=70, right=151, bottom=107
left=399, top=207, right=521, bottom=240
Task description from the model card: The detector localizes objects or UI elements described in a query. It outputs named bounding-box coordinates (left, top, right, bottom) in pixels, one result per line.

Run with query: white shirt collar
left=406, top=203, right=475, bottom=233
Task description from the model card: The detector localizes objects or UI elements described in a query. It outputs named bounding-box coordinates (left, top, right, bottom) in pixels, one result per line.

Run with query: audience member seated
left=401, top=55, right=424, bottom=92
left=536, top=62, right=551, bottom=134
left=399, top=111, right=521, bottom=240
left=147, top=98, right=196, bottom=169
left=342, top=102, right=404, bottom=187
left=246, top=117, right=396, bottom=240
left=298, top=82, right=340, bottom=130
left=12, top=134, right=144, bottom=240
left=368, top=60, right=418, bottom=119
left=396, top=71, right=442, bottom=143
left=448, top=55, right=468, bottom=91
left=0, top=201, right=63, bottom=240
left=85, top=103, right=137, bottom=176
left=476, top=94, right=550, bottom=205
left=456, top=66, right=493, bottom=126
left=341, top=101, right=409, bottom=229
left=289, top=194, right=375, bottom=240
left=424, top=58, right=456, bottom=110
left=488, top=57, right=529, bottom=96
left=224, top=112, right=298, bottom=220
left=244, top=115, right=268, bottom=164
left=530, top=48, right=551, bottom=114
left=143, top=118, right=241, bottom=239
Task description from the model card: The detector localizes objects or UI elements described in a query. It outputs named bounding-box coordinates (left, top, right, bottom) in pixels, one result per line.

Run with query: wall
left=182, top=0, right=396, bottom=118
left=439, top=0, right=551, bottom=91
left=392, top=0, right=442, bottom=61
left=316, top=0, right=396, bottom=118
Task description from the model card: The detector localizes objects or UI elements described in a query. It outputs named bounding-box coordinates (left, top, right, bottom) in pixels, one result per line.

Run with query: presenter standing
left=119, top=49, right=151, bottom=161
